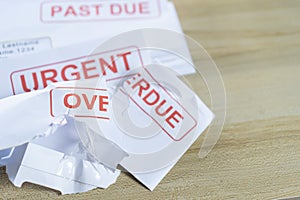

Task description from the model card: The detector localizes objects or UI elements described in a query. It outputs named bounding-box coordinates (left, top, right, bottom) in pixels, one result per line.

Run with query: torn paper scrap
left=5, top=116, right=122, bottom=194
left=84, top=65, right=214, bottom=190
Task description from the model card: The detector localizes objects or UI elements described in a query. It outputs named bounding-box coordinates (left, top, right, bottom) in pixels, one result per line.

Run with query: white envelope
left=0, top=0, right=185, bottom=58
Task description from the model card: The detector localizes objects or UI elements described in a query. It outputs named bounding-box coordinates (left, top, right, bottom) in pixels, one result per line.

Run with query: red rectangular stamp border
left=40, top=0, right=162, bottom=23
left=10, top=45, right=144, bottom=95
left=49, top=86, right=110, bottom=120
left=119, top=68, right=198, bottom=142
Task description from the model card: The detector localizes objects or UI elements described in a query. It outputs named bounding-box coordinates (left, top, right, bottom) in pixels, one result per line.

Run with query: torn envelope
left=96, top=65, right=214, bottom=190
left=6, top=117, right=122, bottom=194
left=0, top=80, right=128, bottom=194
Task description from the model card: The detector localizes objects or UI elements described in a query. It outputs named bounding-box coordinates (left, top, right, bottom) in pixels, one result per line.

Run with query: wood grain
left=1, top=0, right=300, bottom=199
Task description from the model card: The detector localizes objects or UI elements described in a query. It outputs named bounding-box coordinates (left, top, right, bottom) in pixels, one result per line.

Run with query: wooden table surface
left=1, top=0, right=300, bottom=199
